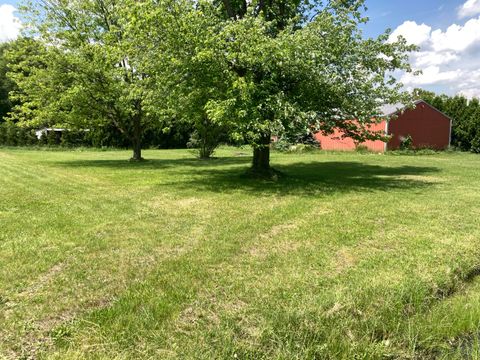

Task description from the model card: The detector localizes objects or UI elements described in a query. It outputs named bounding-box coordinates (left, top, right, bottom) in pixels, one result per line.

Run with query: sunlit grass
left=1, top=147, right=480, bottom=359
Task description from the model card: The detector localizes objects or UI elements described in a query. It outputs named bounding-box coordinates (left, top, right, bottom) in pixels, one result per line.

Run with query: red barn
left=314, top=100, right=452, bottom=152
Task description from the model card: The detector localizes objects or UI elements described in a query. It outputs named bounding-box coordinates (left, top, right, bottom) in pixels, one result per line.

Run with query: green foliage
left=355, top=144, right=371, bottom=153
left=271, top=138, right=292, bottom=152
left=273, top=131, right=320, bottom=152
left=7, top=1, right=178, bottom=160
left=187, top=126, right=226, bottom=159
left=46, top=130, right=59, bottom=146
left=0, top=42, right=16, bottom=122
left=0, top=122, right=37, bottom=146
left=400, top=134, right=413, bottom=150
left=6, top=0, right=416, bottom=166
left=127, top=0, right=416, bottom=170
left=0, top=123, right=194, bottom=149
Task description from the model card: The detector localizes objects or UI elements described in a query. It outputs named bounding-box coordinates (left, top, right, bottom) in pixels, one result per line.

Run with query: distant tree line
left=0, top=43, right=14, bottom=123
left=415, top=89, right=480, bottom=153
left=0, top=121, right=194, bottom=148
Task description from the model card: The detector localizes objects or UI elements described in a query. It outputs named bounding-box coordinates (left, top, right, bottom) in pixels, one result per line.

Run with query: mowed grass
left=1, top=147, right=480, bottom=359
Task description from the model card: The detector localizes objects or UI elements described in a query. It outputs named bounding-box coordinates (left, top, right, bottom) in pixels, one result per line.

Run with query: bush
left=470, top=136, right=480, bottom=153
left=0, top=121, right=216, bottom=150
left=273, top=131, right=320, bottom=152
left=287, top=143, right=318, bottom=153
left=355, top=144, right=371, bottom=153
left=399, top=135, right=413, bottom=150
left=271, top=137, right=291, bottom=152
left=187, top=130, right=219, bottom=159
left=46, top=130, right=59, bottom=145
left=5, top=124, right=18, bottom=146
left=187, top=118, right=227, bottom=159
left=0, top=123, right=40, bottom=146
left=61, top=129, right=90, bottom=147
left=39, top=131, right=48, bottom=145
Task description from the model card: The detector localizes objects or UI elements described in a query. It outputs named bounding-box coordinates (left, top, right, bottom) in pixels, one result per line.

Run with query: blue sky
left=362, top=0, right=462, bottom=38
left=0, top=0, right=463, bottom=38
left=2, top=0, right=480, bottom=98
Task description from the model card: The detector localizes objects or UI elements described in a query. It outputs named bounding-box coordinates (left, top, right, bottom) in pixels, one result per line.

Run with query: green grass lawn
left=1, top=147, right=480, bottom=359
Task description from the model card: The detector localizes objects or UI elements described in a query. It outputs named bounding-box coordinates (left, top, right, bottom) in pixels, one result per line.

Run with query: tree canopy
left=7, top=0, right=416, bottom=170
left=124, top=0, right=417, bottom=172
left=8, top=0, right=173, bottom=160
left=0, top=42, right=17, bottom=122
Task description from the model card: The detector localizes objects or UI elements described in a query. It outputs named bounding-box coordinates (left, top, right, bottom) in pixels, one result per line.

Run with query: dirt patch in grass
left=333, top=248, right=358, bottom=274
left=260, top=223, right=298, bottom=239
left=17, top=261, right=67, bottom=299
left=176, top=293, right=222, bottom=333
left=246, top=223, right=302, bottom=259
left=176, top=197, right=201, bottom=208
left=8, top=296, right=114, bottom=360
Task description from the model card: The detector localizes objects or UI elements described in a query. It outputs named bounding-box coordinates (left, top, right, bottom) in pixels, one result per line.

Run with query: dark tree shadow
left=52, top=156, right=252, bottom=170
left=54, top=156, right=441, bottom=196
left=161, top=161, right=440, bottom=196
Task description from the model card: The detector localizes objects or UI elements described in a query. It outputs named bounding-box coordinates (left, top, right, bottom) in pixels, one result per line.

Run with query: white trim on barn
left=384, top=120, right=389, bottom=152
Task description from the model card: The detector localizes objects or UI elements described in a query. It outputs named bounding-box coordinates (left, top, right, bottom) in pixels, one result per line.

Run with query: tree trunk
left=252, top=133, right=271, bottom=174
left=131, top=138, right=142, bottom=161
left=130, top=114, right=143, bottom=161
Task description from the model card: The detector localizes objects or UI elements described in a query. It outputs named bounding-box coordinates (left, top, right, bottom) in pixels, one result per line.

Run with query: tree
left=9, top=0, right=171, bottom=160
left=0, top=42, right=16, bottom=122
left=136, top=0, right=416, bottom=175
left=5, top=38, right=50, bottom=126
left=122, top=0, right=231, bottom=159
left=207, top=0, right=416, bottom=174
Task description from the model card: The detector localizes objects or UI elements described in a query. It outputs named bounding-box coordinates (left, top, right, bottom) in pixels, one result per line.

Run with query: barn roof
left=379, top=100, right=453, bottom=121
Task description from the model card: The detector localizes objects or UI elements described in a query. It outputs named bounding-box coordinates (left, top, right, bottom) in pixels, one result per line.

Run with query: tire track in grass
left=38, top=194, right=307, bottom=359
left=165, top=192, right=480, bottom=359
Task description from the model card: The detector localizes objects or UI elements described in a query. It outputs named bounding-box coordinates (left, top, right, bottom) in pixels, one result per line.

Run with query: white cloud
left=391, top=18, right=480, bottom=52
left=0, top=4, right=21, bottom=42
left=412, top=51, right=458, bottom=67
left=389, top=17, right=480, bottom=98
left=389, top=21, right=431, bottom=45
left=401, top=66, right=462, bottom=86
left=458, top=0, right=480, bottom=18
left=431, top=17, right=480, bottom=51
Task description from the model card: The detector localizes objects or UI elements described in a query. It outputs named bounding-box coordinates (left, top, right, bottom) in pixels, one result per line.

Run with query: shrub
left=187, top=130, right=217, bottom=159
left=273, top=131, right=320, bottom=152
left=46, top=130, right=59, bottom=146
left=355, top=144, right=371, bottom=153
left=61, top=129, right=90, bottom=147
left=0, top=123, right=40, bottom=146
left=287, top=143, right=318, bottom=153
left=0, top=123, right=7, bottom=144
left=39, top=131, right=48, bottom=145
left=271, top=138, right=292, bottom=152
left=470, top=136, right=480, bottom=153
left=399, top=135, right=413, bottom=150
left=187, top=118, right=227, bottom=159
left=5, top=123, right=18, bottom=146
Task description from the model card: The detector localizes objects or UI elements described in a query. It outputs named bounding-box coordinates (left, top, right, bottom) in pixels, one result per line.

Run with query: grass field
left=1, top=147, right=480, bottom=359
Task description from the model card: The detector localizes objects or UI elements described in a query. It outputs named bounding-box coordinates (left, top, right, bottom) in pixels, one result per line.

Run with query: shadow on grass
left=53, top=156, right=252, bottom=169
left=54, top=156, right=440, bottom=196
left=167, top=161, right=440, bottom=196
